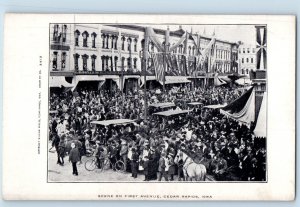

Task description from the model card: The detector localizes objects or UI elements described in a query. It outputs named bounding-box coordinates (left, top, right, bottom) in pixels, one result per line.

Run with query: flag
left=151, top=53, right=165, bottom=83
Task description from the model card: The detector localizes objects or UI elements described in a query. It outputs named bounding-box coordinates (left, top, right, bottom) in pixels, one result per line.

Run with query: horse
left=175, top=149, right=207, bottom=181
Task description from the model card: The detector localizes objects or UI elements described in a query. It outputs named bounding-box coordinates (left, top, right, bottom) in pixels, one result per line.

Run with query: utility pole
left=143, top=28, right=150, bottom=122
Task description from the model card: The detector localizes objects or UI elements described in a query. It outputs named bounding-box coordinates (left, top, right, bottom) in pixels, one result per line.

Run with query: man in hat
left=69, top=142, right=80, bottom=176
left=167, top=153, right=175, bottom=181
left=143, top=156, right=150, bottom=181
left=158, top=152, right=169, bottom=181
left=130, top=147, right=139, bottom=178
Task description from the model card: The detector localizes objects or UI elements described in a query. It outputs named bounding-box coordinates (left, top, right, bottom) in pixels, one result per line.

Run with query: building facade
left=49, top=24, right=239, bottom=91
left=238, top=44, right=257, bottom=77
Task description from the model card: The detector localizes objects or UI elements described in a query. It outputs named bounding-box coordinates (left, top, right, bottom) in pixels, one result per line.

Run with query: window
left=91, top=55, right=96, bottom=71
left=82, top=54, right=88, bottom=71
left=127, top=57, right=132, bottom=69
left=188, top=46, right=191, bottom=55
left=127, top=38, right=132, bottom=51
left=53, top=24, right=59, bottom=42
left=82, top=31, right=89, bottom=47
left=192, top=46, right=195, bottom=56
left=62, top=25, right=67, bottom=42
left=246, top=58, right=249, bottom=63
left=73, top=54, right=79, bottom=71
left=52, top=51, right=58, bottom=70
left=74, top=30, right=80, bottom=46
left=243, top=48, right=245, bottom=53
left=239, top=49, right=241, bottom=53
left=114, top=56, right=118, bottom=71
left=91, top=33, right=97, bottom=48
left=121, top=57, right=125, bottom=69
left=246, top=69, right=249, bottom=74
left=133, top=58, right=137, bottom=69
left=134, top=38, right=138, bottom=52
left=252, top=48, right=255, bottom=53
left=247, top=48, right=250, bottom=53
left=242, top=69, right=244, bottom=74
left=114, top=37, right=118, bottom=50
left=121, top=36, right=126, bottom=50
left=242, top=58, right=244, bottom=63
left=101, top=34, right=106, bottom=48
left=61, top=52, right=66, bottom=69
left=251, top=58, right=253, bottom=63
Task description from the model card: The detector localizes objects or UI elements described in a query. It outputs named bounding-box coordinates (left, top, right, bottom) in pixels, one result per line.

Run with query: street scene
left=48, top=24, right=267, bottom=182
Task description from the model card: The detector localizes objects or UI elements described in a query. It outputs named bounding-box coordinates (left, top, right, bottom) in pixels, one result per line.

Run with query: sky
left=149, top=24, right=257, bottom=46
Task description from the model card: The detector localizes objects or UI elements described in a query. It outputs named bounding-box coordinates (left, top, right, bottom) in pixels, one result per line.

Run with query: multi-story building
left=238, top=44, right=257, bottom=77
left=49, top=24, right=239, bottom=92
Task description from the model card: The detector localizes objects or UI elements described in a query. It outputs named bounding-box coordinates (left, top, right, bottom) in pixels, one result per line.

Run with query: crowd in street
left=49, top=85, right=266, bottom=181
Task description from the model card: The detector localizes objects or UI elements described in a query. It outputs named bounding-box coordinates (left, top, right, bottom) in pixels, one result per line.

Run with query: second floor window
left=82, top=54, right=89, bottom=71
left=74, top=54, right=79, bottom=71
left=134, top=39, right=137, bottom=52
left=52, top=51, right=58, bottom=70
left=62, top=25, right=67, bottom=42
left=53, top=24, right=59, bottom=42
left=91, top=55, right=96, bottom=71
left=133, top=58, right=137, bottom=69
left=61, top=52, right=66, bottom=69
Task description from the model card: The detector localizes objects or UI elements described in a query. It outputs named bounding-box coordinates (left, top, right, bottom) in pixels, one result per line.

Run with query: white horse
left=175, top=149, right=207, bottom=181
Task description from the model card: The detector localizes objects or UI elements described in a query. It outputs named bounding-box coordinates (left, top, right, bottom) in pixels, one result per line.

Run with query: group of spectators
left=49, top=85, right=266, bottom=181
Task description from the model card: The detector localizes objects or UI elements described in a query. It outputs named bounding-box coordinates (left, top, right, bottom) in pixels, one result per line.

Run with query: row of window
left=239, top=48, right=256, bottom=54
left=241, top=69, right=250, bottom=75
left=241, top=57, right=254, bottom=64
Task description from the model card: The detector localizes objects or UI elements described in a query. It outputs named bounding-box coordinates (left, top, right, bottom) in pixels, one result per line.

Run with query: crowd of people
left=49, top=84, right=266, bottom=181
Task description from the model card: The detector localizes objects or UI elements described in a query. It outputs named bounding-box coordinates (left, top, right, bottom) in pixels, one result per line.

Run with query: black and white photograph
left=48, top=23, right=267, bottom=183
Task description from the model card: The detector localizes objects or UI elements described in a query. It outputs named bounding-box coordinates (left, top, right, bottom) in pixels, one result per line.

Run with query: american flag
left=151, top=53, right=165, bottom=83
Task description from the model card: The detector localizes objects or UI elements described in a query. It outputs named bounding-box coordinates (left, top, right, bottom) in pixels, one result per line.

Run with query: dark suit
left=158, top=157, right=168, bottom=181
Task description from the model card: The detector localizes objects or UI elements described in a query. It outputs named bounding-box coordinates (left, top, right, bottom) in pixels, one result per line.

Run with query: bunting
left=151, top=53, right=165, bottom=84
left=256, top=26, right=267, bottom=70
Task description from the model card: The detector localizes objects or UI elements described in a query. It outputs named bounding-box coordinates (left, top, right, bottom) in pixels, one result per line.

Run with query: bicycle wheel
left=85, top=158, right=96, bottom=171
left=101, top=158, right=111, bottom=171
left=115, top=160, right=125, bottom=172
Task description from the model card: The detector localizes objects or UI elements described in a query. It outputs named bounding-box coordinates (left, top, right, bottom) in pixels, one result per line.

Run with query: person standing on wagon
left=69, top=142, right=80, bottom=176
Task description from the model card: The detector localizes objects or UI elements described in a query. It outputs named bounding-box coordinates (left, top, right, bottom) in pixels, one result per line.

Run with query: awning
left=165, top=76, right=191, bottom=85
left=124, top=75, right=140, bottom=79
left=149, top=102, right=175, bottom=108
left=188, top=102, right=203, bottom=106
left=153, top=109, right=192, bottom=117
left=219, top=76, right=232, bottom=83
left=254, top=92, right=266, bottom=137
left=72, top=75, right=106, bottom=91
left=214, top=77, right=227, bottom=86
left=91, top=119, right=136, bottom=126
left=203, top=104, right=227, bottom=109
left=49, top=76, right=74, bottom=88
left=140, top=76, right=156, bottom=87
left=235, top=78, right=252, bottom=86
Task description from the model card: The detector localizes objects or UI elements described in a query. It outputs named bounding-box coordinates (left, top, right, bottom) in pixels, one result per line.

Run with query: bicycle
left=84, top=156, right=126, bottom=173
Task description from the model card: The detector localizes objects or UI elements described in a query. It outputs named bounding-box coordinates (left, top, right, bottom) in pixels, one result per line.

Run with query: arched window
left=188, top=46, right=191, bottom=55
left=241, top=69, right=244, bottom=74
left=121, top=36, right=126, bottom=50
left=101, top=34, right=106, bottom=48
left=62, top=25, right=67, bottom=42
left=133, top=58, right=137, bottom=69
left=73, top=53, right=80, bottom=71
left=134, top=38, right=138, bottom=52
left=91, top=55, right=97, bottom=71
left=251, top=58, right=253, bottom=63
left=127, top=57, right=132, bottom=70
left=192, top=46, right=196, bottom=56
left=121, top=57, right=125, bottom=69
left=52, top=51, right=58, bottom=70
left=82, top=31, right=89, bottom=47
left=141, top=39, right=145, bottom=51
left=246, top=69, right=249, bottom=74
left=242, top=58, right=244, bottom=63
left=114, top=56, right=118, bottom=71
left=81, top=54, right=89, bottom=71
left=91, top=32, right=97, bottom=48
left=127, top=38, right=132, bottom=51
left=114, top=36, right=118, bottom=50
left=74, top=30, right=80, bottom=46
left=246, top=58, right=249, bottom=63
left=61, top=52, right=66, bottom=69
left=53, top=24, right=59, bottom=42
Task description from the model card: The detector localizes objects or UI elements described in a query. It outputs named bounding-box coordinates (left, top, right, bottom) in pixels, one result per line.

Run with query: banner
left=151, top=53, right=165, bottom=83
